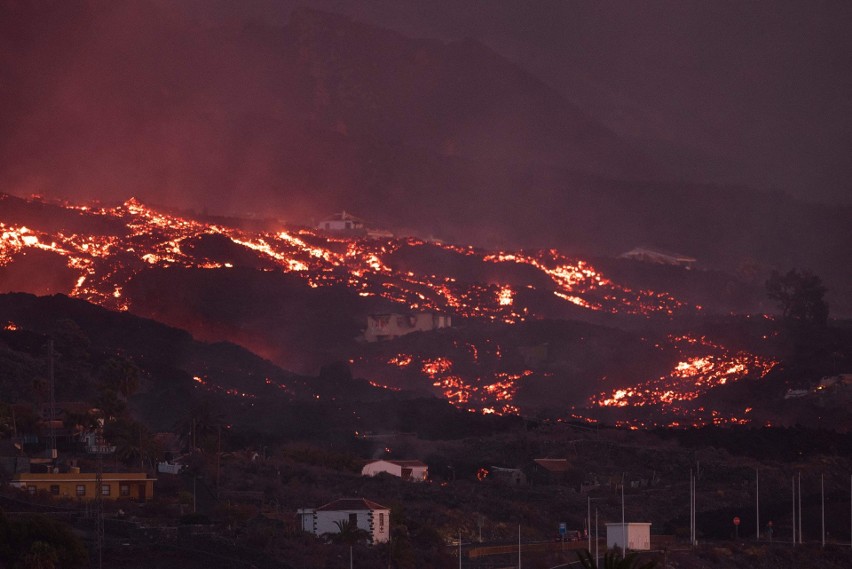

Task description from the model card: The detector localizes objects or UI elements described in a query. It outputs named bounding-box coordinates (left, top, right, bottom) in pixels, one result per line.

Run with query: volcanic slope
left=1, top=195, right=816, bottom=428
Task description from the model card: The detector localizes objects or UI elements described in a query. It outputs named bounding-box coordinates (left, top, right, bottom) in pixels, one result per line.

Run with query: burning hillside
left=1, top=194, right=782, bottom=426
left=0, top=195, right=688, bottom=321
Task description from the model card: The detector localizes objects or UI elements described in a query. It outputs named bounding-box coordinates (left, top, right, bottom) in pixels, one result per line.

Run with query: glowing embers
left=366, top=344, right=533, bottom=416
left=482, top=250, right=687, bottom=316
left=1, top=196, right=692, bottom=322
left=591, top=334, right=777, bottom=423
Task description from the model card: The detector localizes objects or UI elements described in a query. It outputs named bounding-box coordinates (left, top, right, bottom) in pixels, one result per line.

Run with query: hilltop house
left=363, top=312, right=451, bottom=342
left=619, top=247, right=696, bottom=269
left=298, top=498, right=390, bottom=544
left=316, top=211, right=365, bottom=234
left=361, top=459, right=428, bottom=482
left=11, top=471, right=155, bottom=501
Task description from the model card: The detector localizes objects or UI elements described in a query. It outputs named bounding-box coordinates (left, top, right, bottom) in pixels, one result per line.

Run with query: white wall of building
left=362, top=460, right=428, bottom=481
left=314, top=508, right=390, bottom=543
left=606, top=523, right=651, bottom=551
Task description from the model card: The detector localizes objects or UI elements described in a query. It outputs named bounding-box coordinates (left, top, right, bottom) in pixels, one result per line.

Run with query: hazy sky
left=171, top=0, right=852, bottom=204
left=1, top=0, right=850, bottom=206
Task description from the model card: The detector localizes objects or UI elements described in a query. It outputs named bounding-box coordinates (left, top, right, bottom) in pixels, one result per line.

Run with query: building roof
left=534, top=458, right=571, bottom=472
left=13, top=472, right=153, bottom=482
left=319, top=210, right=365, bottom=223
left=317, top=498, right=389, bottom=512
left=619, top=247, right=696, bottom=264
left=365, top=459, right=427, bottom=468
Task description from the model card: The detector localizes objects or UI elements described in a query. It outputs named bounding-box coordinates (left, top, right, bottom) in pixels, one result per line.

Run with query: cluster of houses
left=0, top=401, right=156, bottom=502
left=2, top=406, right=653, bottom=551
left=784, top=373, right=852, bottom=399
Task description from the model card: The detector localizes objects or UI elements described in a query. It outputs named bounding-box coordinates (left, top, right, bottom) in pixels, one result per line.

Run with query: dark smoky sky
left=185, top=0, right=852, bottom=204
left=0, top=0, right=850, bottom=219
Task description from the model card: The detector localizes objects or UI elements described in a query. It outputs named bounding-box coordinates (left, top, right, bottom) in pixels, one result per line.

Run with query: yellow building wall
left=13, top=473, right=154, bottom=501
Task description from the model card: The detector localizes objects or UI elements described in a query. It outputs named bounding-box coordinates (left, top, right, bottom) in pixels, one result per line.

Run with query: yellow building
left=11, top=472, right=155, bottom=501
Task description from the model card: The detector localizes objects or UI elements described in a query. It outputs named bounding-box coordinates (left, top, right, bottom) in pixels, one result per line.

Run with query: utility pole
left=95, top=451, right=104, bottom=569
left=518, top=524, right=521, bottom=569
left=821, top=474, right=825, bottom=547
left=587, top=495, right=592, bottom=552
left=756, top=468, right=760, bottom=541
left=798, top=472, right=802, bottom=544
left=792, top=476, right=796, bottom=545
left=621, top=475, right=626, bottom=558
left=47, top=340, right=57, bottom=462
left=595, top=507, right=599, bottom=568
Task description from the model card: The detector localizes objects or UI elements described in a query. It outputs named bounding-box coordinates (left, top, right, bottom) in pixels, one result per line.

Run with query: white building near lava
left=298, top=498, right=390, bottom=544
left=361, top=459, right=428, bottom=482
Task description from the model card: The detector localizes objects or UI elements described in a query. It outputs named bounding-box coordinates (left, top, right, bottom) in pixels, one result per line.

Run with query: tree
left=766, top=269, right=829, bottom=353
left=323, top=519, right=371, bottom=545
left=577, top=548, right=657, bottom=569
left=0, top=509, right=88, bottom=569
left=766, top=269, right=829, bottom=328
left=103, top=418, right=156, bottom=469
left=96, top=357, right=140, bottom=399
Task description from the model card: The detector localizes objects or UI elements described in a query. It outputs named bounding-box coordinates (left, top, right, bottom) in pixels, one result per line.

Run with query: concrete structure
left=361, top=459, right=428, bottom=482
left=533, top=458, right=573, bottom=485
left=489, top=466, right=527, bottom=486
left=316, top=211, right=365, bottom=233
left=606, top=522, right=651, bottom=551
left=11, top=472, right=155, bottom=501
left=363, top=312, right=451, bottom=342
left=298, top=498, right=390, bottom=544
left=619, top=247, right=696, bottom=269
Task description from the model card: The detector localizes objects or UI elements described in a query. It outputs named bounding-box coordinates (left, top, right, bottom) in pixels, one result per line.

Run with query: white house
left=298, top=498, right=390, bottom=544
left=619, top=247, right=696, bottom=269
left=361, top=459, right=428, bottom=482
left=363, top=313, right=451, bottom=342
left=316, top=211, right=365, bottom=233
left=606, top=522, right=651, bottom=551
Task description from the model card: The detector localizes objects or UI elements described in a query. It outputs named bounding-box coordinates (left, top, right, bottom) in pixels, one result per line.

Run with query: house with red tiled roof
left=297, top=498, right=390, bottom=544
left=361, top=459, right=428, bottom=482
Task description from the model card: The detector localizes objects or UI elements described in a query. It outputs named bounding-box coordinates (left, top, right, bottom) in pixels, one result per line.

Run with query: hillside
left=1, top=4, right=851, bottom=315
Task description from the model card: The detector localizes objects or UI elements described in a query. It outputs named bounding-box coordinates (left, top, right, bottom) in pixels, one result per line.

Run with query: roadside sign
left=733, top=516, right=740, bottom=526
left=559, top=522, right=567, bottom=536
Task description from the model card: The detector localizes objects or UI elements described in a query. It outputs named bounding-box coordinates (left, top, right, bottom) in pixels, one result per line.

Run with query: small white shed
left=606, top=522, right=651, bottom=551
left=361, top=459, right=428, bottom=482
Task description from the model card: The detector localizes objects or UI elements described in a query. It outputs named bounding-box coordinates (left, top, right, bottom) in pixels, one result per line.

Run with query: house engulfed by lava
left=619, top=247, right=696, bottom=269
left=363, top=312, right=451, bottom=342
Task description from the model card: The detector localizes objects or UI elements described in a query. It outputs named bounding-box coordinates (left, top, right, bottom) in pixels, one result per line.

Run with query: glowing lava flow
left=362, top=340, right=533, bottom=416
left=590, top=334, right=777, bottom=427
left=0, top=195, right=692, bottom=321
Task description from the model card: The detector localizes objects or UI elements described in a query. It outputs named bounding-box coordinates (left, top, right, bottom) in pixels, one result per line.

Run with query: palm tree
left=577, top=548, right=657, bottom=569
left=323, top=519, right=371, bottom=545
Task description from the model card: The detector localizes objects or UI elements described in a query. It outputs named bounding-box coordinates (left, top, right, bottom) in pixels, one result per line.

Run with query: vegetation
left=0, top=509, right=88, bottom=569
left=578, top=549, right=657, bottom=569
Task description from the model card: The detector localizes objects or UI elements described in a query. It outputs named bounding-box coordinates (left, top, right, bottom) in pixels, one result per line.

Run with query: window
left=50, top=485, right=60, bottom=495
left=76, top=485, right=86, bottom=497
left=119, top=483, right=130, bottom=497
left=101, top=484, right=111, bottom=496
left=348, top=513, right=358, bottom=526
left=27, top=486, right=36, bottom=495
left=379, top=513, right=385, bottom=529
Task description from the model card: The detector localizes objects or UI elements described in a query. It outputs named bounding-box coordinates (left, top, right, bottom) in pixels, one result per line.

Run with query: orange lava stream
left=1, top=196, right=691, bottom=321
